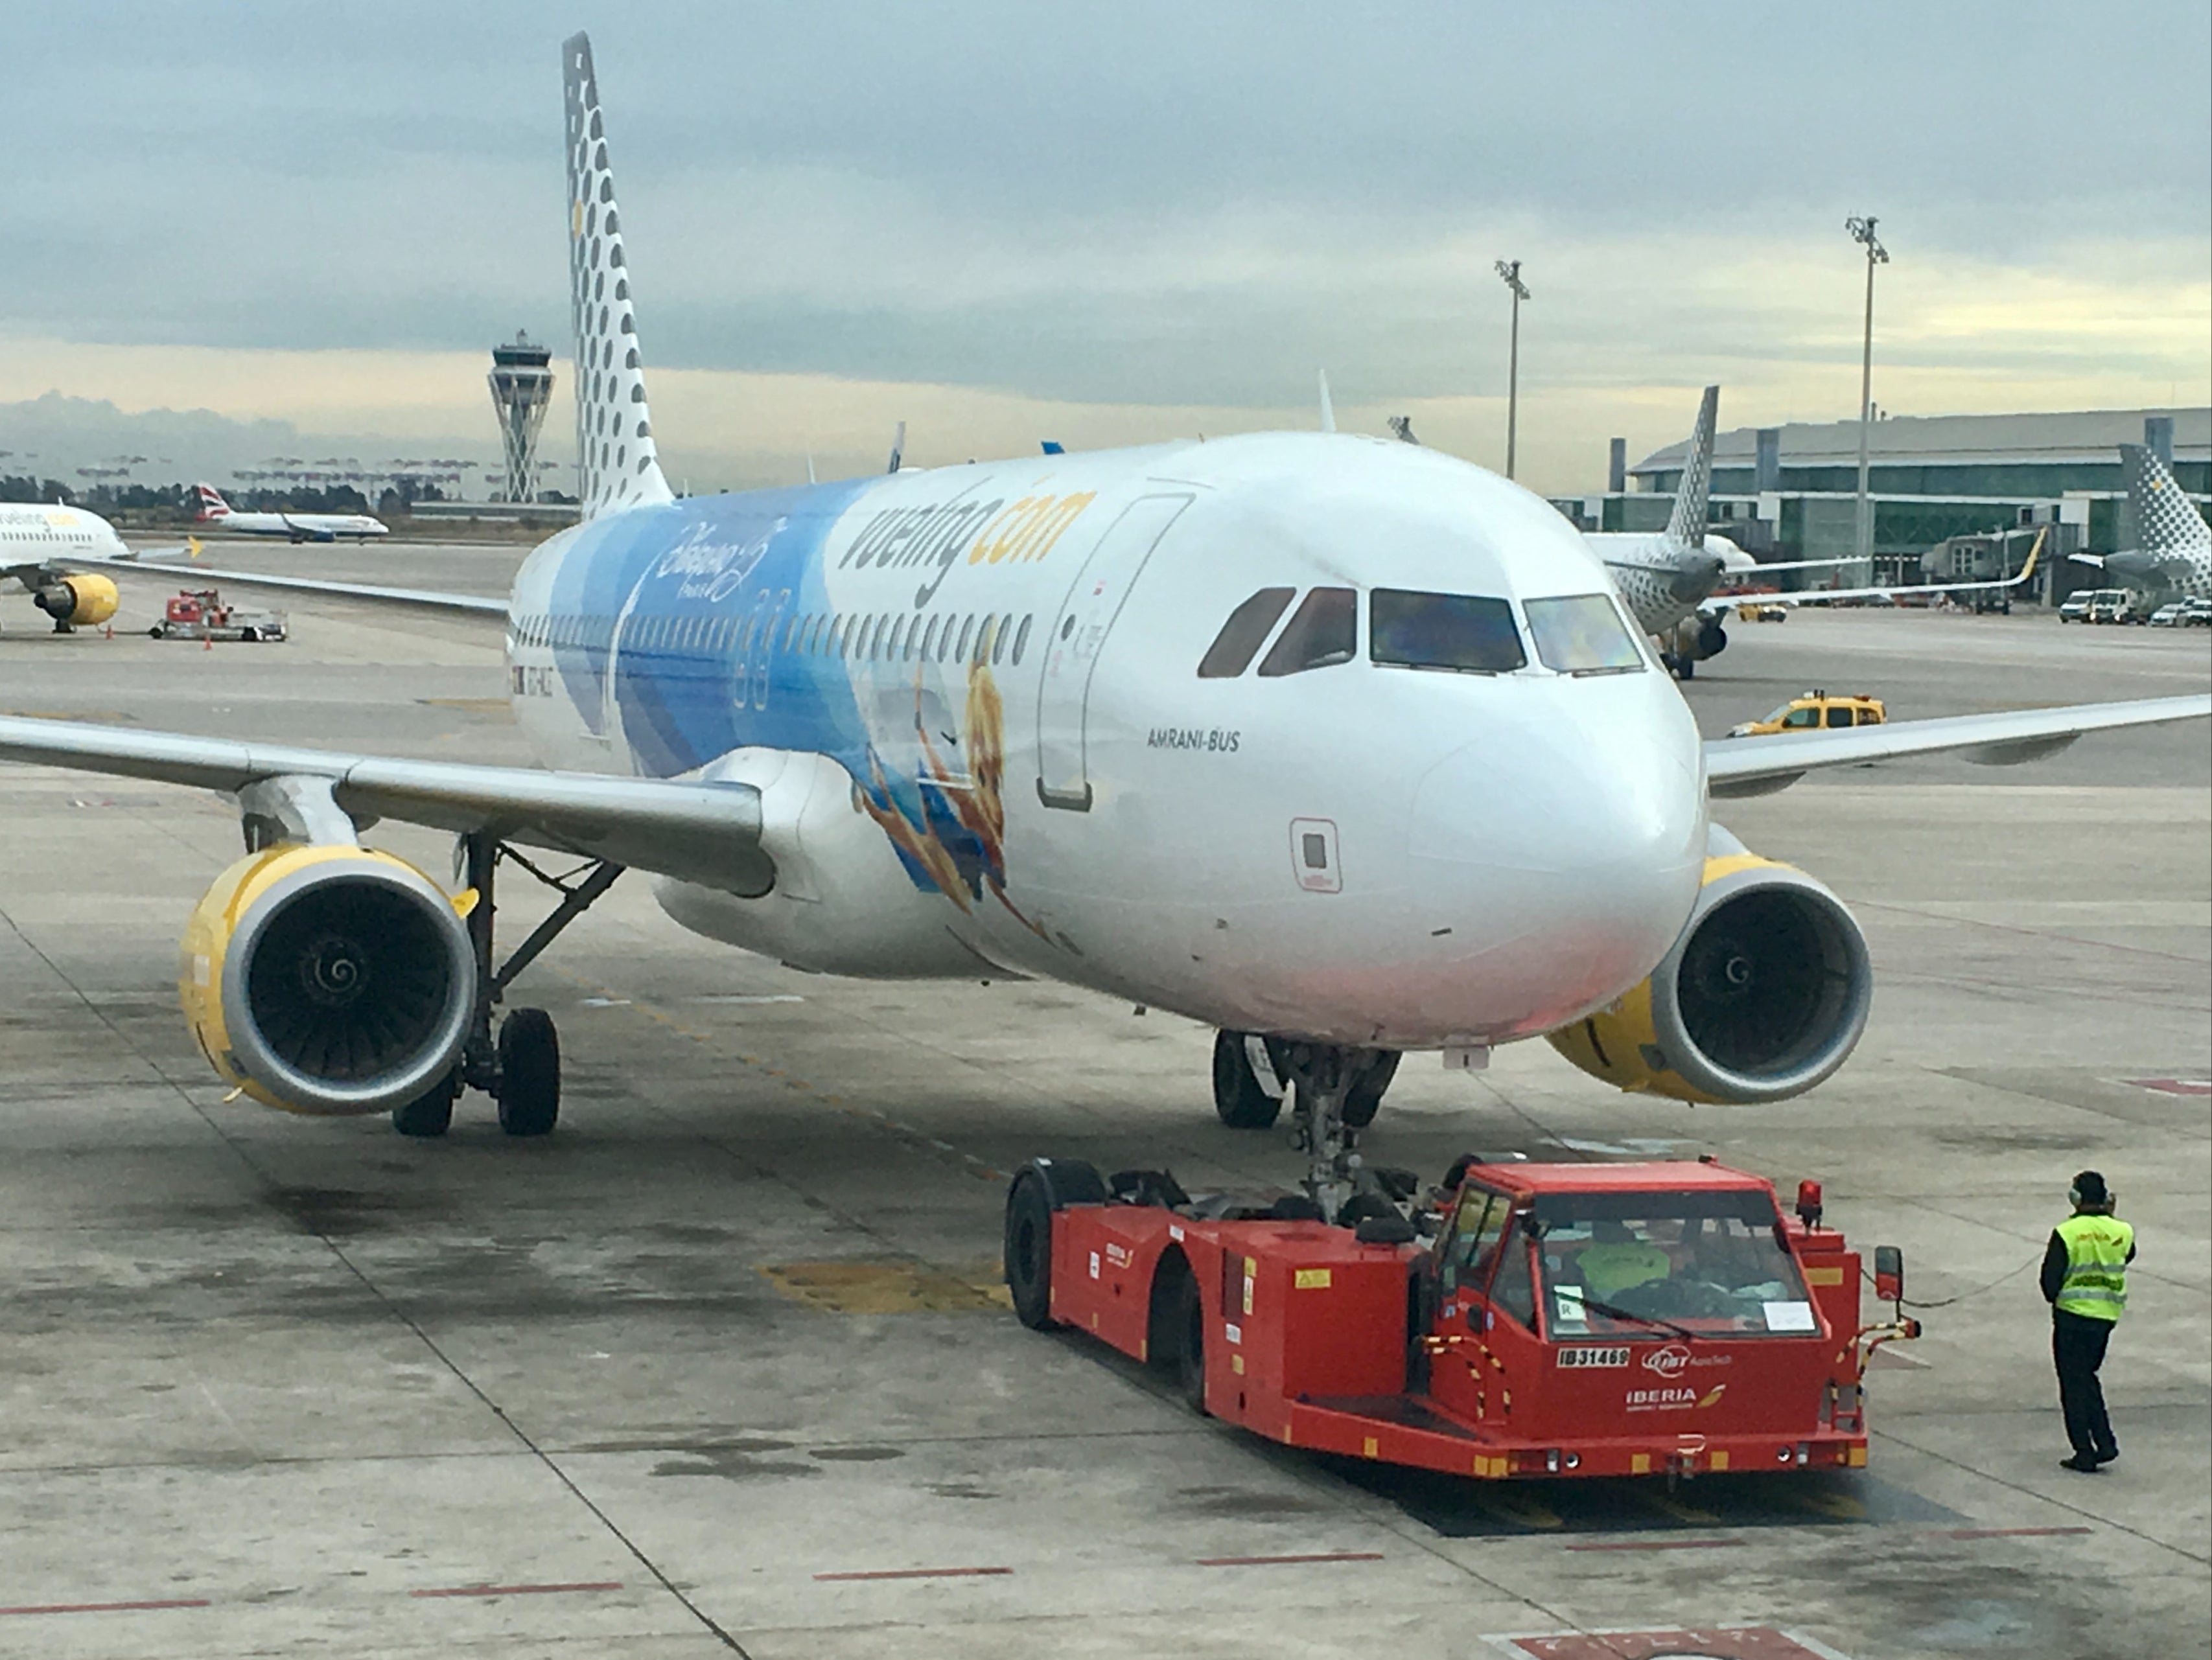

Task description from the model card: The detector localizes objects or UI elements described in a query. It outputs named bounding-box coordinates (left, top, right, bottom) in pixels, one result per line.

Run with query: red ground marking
left=408, top=1582, right=623, bottom=1599
left=0, top=1599, right=211, bottom=1617
left=812, top=1566, right=1013, bottom=1582
left=2125, top=1078, right=2211, bottom=1096
left=1497, top=1631, right=1843, bottom=1660
left=1940, top=1526, right=2094, bottom=1539
left=1194, top=1552, right=1386, bottom=1567
left=1563, top=1538, right=1745, bottom=1552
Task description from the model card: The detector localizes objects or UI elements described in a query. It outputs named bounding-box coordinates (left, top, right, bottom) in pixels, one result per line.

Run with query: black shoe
left=2093, top=1447, right=2119, bottom=1466
left=2059, top=1454, right=2102, bottom=1473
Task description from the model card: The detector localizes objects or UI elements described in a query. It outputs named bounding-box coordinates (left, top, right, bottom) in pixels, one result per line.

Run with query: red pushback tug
left=1005, top=1157, right=1916, bottom=1481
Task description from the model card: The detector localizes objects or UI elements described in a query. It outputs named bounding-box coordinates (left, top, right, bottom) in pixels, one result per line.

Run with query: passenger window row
left=1196, top=585, right=1645, bottom=679
left=514, top=608, right=1036, bottom=669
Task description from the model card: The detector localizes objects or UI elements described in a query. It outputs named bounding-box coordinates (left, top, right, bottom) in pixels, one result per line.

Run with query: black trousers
left=2052, top=1309, right=2117, bottom=1458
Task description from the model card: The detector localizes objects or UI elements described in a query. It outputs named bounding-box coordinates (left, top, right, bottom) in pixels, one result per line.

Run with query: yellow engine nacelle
left=35, top=573, right=120, bottom=628
left=1546, top=846, right=1872, bottom=1105
left=180, top=844, right=476, bottom=1115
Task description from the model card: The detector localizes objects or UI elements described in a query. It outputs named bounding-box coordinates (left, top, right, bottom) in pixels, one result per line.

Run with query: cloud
left=1, top=1, right=2204, bottom=493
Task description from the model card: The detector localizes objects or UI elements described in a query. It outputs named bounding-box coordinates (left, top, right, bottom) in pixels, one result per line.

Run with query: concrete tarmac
left=1, top=558, right=2206, bottom=1658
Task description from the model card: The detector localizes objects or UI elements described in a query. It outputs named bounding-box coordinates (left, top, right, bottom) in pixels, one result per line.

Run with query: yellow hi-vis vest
left=2055, top=1214, right=2134, bottom=1322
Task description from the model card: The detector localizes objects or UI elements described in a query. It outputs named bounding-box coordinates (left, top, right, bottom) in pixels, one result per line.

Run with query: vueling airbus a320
left=4, top=35, right=2204, bottom=1218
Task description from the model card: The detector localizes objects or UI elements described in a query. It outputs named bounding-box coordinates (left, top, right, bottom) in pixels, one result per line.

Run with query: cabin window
left=955, top=614, right=975, bottom=663
left=1369, top=589, right=1525, bottom=674
left=1012, top=614, right=1032, bottom=665
left=1197, top=586, right=1296, bottom=678
left=990, top=615, right=1008, bottom=666
left=1524, top=594, right=1644, bottom=675
left=1257, top=586, right=1357, bottom=677
left=922, top=615, right=942, bottom=660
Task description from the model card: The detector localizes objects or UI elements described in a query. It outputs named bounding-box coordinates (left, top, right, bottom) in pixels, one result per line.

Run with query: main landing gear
left=1211, top=1033, right=1406, bottom=1225
left=392, top=830, right=623, bottom=1140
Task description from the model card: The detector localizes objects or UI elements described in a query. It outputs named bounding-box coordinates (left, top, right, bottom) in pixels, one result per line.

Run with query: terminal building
left=1560, top=407, right=2210, bottom=600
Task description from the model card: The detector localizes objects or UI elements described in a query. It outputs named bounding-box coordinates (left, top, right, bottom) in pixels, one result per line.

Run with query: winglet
left=1665, top=386, right=1720, bottom=549
left=563, top=32, right=674, bottom=520
left=887, top=421, right=906, bottom=475
left=1318, top=371, right=1336, bottom=434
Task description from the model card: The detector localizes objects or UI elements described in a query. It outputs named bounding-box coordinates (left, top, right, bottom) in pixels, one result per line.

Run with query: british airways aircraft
left=3, top=35, right=2204, bottom=1219
left=190, top=483, right=388, bottom=544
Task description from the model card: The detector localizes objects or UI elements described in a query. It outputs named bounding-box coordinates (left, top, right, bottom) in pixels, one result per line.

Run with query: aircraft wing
left=0, top=715, right=769, bottom=893
left=58, top=551, right=508, bottom=616
left=1705, top=695, right=2212, bottom=798
left=1701, top=530, right=2043, bottom=616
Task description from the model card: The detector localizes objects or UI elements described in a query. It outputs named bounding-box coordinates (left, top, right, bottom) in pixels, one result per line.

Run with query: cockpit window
left=1524, top=594, right=1646, bottom=675
left=1256, top=586, right=1357, bottom=677
left=1369, top=589, right=1526, bottom=674
left=1197, top=586, right=1296, bottom=678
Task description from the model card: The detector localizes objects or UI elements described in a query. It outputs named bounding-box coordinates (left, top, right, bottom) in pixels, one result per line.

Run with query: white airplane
left=191, top=483, right=388, bottom=543
left=0, top=501, right=127, bottom=630
left=4, top=34, right=2204, bottom=1221
left=1590, top=387, right=2040, bottom=678
left=2069, top=443, right=2212, bottom=601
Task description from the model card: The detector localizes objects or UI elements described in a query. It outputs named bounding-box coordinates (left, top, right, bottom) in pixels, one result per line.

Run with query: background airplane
left=2068, top=442, right=2212, bottom=601
left=191, top=482, right=388, bottom=543
left=0, top=500, right=127, bottom=630
left=1585, top=387, right=2039, bottom=678
left=1, top=34, right=2203, bottom=1227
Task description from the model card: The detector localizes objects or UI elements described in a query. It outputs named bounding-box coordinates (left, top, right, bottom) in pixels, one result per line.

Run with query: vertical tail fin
left=1317, top=370, right=1336, bottom=434
left=2121, top=443, right=2211, bottom=555
left=191, top=483, right=230, bottom=520
left=1664, top=385, right=1720, bottom=548
left=563, top=33, right=673, bottom=519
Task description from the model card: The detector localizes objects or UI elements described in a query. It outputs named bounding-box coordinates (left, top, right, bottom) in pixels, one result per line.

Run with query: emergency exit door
left=1034, top=492, right=1192, bottom=811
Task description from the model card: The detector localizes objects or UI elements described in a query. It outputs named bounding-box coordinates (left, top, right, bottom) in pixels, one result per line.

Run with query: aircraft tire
left=1003, top=1170, right=1058, bottom=1330
left=495, top=1008, right=561, bottom=1136
left=1172, top=1271, right=1207, bottom=1414
left=1342, top=1050, right=1400, bottom=1128
left=391, top=1073, right=456, bottom=1138
left=1212, top=1030, right=1283, bottom=1129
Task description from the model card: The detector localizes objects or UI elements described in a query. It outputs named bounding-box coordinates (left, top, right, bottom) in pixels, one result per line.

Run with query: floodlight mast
left=1845, top=216, right=1889, bottom=576
left=1495, top=259, right=1530, bottom=479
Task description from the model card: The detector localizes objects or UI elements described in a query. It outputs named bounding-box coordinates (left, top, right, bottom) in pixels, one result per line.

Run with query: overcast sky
left=6, top=1, right=2208, bottom=492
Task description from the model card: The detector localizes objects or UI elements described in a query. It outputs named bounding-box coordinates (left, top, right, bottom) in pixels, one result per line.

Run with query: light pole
left=1495, top=259, right=1530, bottom=479
left=1845, top=216, right=1889, bottom=577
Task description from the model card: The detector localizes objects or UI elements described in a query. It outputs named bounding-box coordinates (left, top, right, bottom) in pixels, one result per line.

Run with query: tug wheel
left=1003, top=1170, right=1058, bottom=1330
left=1173, top=1271, right=1207, bottom=1414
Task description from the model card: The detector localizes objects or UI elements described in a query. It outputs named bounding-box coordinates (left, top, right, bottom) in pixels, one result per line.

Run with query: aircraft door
left=1034, top=493, right=1192, bottom=811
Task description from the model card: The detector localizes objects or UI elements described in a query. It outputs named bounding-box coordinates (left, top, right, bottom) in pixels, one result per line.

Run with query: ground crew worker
left=2042, top=1170, right=2134, bottom=1473
left=1578, top=1219, right=1671, bottom=1302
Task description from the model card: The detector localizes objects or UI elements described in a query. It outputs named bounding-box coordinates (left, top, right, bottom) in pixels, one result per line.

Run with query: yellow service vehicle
left=1725, top=689, right=1888, bottom=738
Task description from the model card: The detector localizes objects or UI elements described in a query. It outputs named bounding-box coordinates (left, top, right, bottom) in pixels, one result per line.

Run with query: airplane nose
left=1405, top=679, right=1706, bottom=1038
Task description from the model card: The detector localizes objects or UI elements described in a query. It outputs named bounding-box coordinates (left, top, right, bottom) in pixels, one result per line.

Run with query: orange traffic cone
left=103, top=624, right=113, bottom=639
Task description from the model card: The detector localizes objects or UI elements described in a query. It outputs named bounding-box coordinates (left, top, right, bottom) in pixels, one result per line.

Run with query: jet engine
left=1546, top=841, right=1871, bottom=1105
left=180, top=844, right=476, bottom=1115
left=1660, top=613, right=1728, bottom=678
left=34, top=573, right=119, bottom=628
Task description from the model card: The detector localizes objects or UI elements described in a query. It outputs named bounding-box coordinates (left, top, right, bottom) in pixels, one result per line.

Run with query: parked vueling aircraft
left=4, top=35, right=2206, bottom=1217
left=1592, top=388, right=2043, bottom=678
left=2068, top=443, right=2212, bottom=602
left=191, top=483, right=388, bottom=544
left=0, top=502, right=127, bottom=631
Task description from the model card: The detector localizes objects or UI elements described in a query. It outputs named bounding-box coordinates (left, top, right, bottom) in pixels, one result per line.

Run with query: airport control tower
left=487, top=331, right=555, bottom=503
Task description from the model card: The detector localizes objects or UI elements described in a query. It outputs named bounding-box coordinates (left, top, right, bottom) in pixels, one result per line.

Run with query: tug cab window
left=1257, top=586, right=1357, bottom=677
left=1523, top=594, right=1646, bottom=674
left=1198, top=586, right=1296, bottom=678
left=1369, top=589, right=1526, bottom=673
left=1533, top=1190, right=1815, bottom=1338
